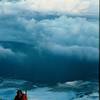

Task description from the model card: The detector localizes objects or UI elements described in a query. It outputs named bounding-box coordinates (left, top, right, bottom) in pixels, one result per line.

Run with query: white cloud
left=0, top=46, right=15, bottom=57
left=0, top=46, right=27, bottom=62
left=0, top=0, right=99, bottom=16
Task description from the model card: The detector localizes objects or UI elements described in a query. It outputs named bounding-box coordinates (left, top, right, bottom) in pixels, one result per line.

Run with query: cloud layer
left=0, top=14, right=99, bottom=61
left=0, top=0, right=99, bottom=16
left=0, top=45, right=27, bottom=64
left=0, top=0, right=99, bottom=82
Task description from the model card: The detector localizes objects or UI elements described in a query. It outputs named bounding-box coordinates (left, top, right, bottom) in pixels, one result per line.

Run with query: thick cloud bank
left=0, top=15, right=99, bottom=61
left=0, top=0, right=99, bottom=83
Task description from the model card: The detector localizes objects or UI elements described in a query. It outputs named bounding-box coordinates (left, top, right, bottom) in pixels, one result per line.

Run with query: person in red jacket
left=22, top=91, right=28, bottom=100
left=14, top=90, right=28, bottom=100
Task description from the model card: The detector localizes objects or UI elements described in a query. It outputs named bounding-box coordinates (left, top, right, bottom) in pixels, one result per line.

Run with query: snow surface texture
left=0, top=79, right=99, bottom=100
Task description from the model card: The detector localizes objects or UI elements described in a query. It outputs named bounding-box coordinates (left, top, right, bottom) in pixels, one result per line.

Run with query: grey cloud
left=0, top=14, right=99, bottom=62
left=0, top=0, right=99, bottom=63
left=0, top=45, right=27, bottom=63
left=46, top=44, right=99, bottom=62
left=0, top=0, right=99, bottom=83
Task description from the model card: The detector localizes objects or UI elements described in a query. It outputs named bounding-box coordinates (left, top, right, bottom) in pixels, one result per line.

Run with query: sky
left=0, top=0, right=99, bottom=16
left=0, top=0, right=99, bottom=83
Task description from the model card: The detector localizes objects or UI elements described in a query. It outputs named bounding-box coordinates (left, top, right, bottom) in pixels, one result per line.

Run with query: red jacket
left=22, top=94, right=28, bottom=100
left=14, top=94, right=28, bottom=100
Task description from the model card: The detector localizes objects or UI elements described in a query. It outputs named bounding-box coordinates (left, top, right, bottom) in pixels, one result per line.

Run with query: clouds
left=0, top=0, right=99, bottom=16
left=0, top=45, right=27, bottom=63
left=0, top=46, right=15, bottom=58
left=1, top=15, right=99, bottom=46
left=0, top=13, right=99, bottom=61
left=0, top=0, right=99, bottom=82
left=48, top=45, right=99, bottom=62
